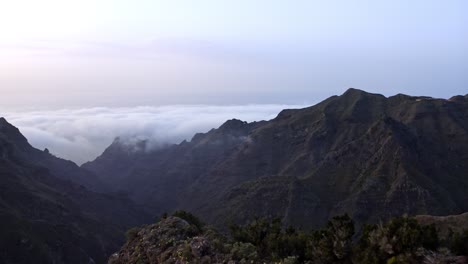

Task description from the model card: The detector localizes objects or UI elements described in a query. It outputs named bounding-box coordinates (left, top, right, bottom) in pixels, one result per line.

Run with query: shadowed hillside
left=0, top=118, right=151, bottom=264
left=83, top=89, right=468, bottom=229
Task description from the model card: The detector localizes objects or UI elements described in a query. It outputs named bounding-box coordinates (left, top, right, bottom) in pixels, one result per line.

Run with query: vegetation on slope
left=110, top=211, right=468, bottom=264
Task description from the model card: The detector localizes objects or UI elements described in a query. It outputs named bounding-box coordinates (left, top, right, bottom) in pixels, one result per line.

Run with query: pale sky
left=0, top=0, right=467, bottom=109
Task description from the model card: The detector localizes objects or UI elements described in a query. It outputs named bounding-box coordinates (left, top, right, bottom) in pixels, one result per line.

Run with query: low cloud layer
left=3, top=105, right=304, bottom=165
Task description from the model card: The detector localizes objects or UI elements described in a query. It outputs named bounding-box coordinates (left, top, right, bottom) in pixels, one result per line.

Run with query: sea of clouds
left=3, top=104, right=304, bottom=165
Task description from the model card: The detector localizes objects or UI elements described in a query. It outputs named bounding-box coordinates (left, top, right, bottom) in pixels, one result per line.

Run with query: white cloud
left=3, top=105, right=304, bottom=165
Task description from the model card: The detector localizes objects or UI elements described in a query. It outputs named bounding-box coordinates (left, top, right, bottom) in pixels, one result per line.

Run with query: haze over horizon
left=1, top=0, right=467, bottom=163
left=1, top=0, right=467, bottom=109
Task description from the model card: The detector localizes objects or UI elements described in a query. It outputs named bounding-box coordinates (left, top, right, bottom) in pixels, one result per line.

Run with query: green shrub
left=230, top=242, right=258, bottom=261
left=306, top=214, right=354, bottom=263
left=125, top=227, right=141, bottom=241
left=229, top=217, right=310, bottom=262
left=172, top=210, right=205, bottom=231
left=448, top=229, right=468, bottom=255
left=353, top=217, right=441, bottom=263
left=281, top=256, right=299, bottom=264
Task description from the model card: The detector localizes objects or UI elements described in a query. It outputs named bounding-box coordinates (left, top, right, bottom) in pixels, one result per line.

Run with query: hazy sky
left=0, top=0, right=466, bottom=109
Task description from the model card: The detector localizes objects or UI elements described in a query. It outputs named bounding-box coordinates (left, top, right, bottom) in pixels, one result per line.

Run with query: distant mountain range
left=1, top=88, right=467, bottom=263
left=83, top=88, right=468, bottom=229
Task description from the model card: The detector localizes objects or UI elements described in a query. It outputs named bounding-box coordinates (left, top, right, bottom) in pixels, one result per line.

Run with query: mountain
left=83, top=119, right=265, bottom=213
left=0, top=117, right=104, bottom=191
left=83, top=89, right=468, bottom=229
left=0, top=118, right=151, bottom=264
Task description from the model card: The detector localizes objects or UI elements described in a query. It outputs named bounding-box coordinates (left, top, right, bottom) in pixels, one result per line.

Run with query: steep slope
left=0, top=117, right=104, bottom=191
left=84, top=89, right=468, bottom=229
left=83, top=119, right=265, bottom=214
left=0, top=118, right=151, bottom=264
left=203, top=89, right=468, bottom=228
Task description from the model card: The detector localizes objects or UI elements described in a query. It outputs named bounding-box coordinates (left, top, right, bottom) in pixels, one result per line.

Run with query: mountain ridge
left=0, top=118, right=152, bottom=264
left=83, top=88, right=468, bottom=229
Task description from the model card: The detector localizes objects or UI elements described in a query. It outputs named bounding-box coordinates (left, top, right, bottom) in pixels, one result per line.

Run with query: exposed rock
left=415, top=212, right=468, bottom=238
left=108, top=217, right=225, bottom=264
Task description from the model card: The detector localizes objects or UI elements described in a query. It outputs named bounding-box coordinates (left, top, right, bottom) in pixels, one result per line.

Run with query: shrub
left=353, top=217, right=441, bottom=263
left=172, top=210, right=205, bottom=231
left=307, top=214, right=355, bottom=263
left=230, top=242, right=258, bottom=261
left=125, top=227, right=141, bottom=241
left=448, top=229, right=468, bottom=255
left=281, top=256, right=299, bottom=264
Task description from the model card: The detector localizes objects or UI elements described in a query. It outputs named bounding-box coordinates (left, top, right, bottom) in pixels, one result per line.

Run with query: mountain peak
left=110, top=136, right=145, bottom=150
left=342, top=88, right=385, bottom=98
left=343, top=87, right=366, bottom=94
left=0, top=117, right=10, bottom=126
left=0, top=117, right=29, bottom=145
left=449, top=95, right=468, bottom=103
left=219, top=119, right=248, bottom=130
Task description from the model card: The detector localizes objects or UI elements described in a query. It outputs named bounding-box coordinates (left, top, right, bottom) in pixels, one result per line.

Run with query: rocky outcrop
left=108, top=217, right=226, bottom=264
left=415, top=212, right=468, bottom=238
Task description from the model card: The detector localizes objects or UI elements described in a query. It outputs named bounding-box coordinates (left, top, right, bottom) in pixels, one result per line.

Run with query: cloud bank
left=3, top=105, right=304, bottom=165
